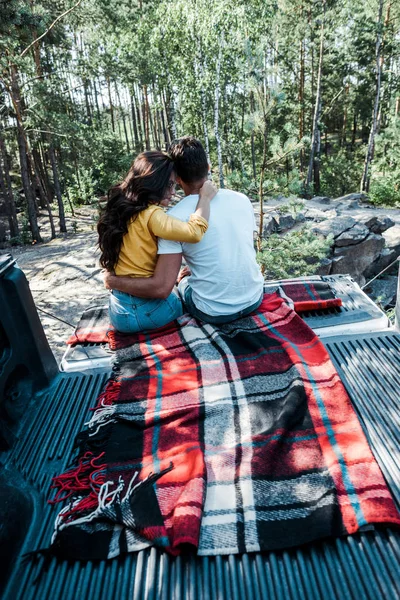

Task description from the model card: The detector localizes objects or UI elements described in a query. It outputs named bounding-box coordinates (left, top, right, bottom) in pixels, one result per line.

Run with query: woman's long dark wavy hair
left=98, top=151, right=175, bottom=271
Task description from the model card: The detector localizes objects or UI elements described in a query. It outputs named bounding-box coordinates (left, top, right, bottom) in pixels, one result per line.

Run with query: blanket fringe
left=91, top=378, right=121, bottom=410
left=49, top=451, right=107, bottom=517
left=53, top=462, right=174, bottom=534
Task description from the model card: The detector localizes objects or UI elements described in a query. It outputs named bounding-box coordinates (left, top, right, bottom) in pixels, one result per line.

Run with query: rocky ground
left=2, top=197, right=400, bottom=365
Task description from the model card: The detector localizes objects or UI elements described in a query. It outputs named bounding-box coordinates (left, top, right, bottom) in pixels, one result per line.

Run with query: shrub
left=369, top=177, right=400, bottom=208
left=257, top=226, right=333, bottom=280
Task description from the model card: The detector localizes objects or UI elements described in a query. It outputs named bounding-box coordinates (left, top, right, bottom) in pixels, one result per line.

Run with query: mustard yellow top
left=115, top=205, right=208, bottom=277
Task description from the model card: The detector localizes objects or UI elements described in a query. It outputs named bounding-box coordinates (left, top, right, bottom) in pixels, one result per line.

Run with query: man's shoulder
left=218, top=188, right=250, bottom=202
left=167, top=196, right=196, bottom=218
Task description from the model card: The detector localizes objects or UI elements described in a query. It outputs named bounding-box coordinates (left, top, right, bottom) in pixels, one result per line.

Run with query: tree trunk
left=306, top=0, right=325, bottom=197
left=92, top=79, right=101, bottom=120
left=165, top=76, right=177, bottom=139
left=29, top=152, right=56, bottom=238
left=160, top=102, right=170, bottom=149
left=0, top=130, right=19, bottom=238
left=107, top=76, right=115, bottom=132
left=197, top=49, right=210, bottom=162
left=143, top=85, right=150, bottom=150
left=376, top=2, right=391, bottom=134
left=351, top=113, right=357, bottom=149
left=9, top=65, right=42, bottom=242
left=214, top=35, right=224, bottom=188
left=115, top=84, right=130, bottom=152
left=258, top=123, right=268, bottom=252
left=360, top=0, right=384, bottom=193
left=341, top=84, right=349, bottom=147
left=32, top=145, right=51, bottom=205
left=130, top=93, right=140, bottom=150
left=49, top=142, right=67, bottom=233
left=83, top=80, right=92, bottom=125
left=299, top=36, right=305, bottom=174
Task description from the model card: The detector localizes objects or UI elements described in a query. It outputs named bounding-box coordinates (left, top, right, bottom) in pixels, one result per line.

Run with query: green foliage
left=10, top=215, right=32, bottom=245
left=276, top=199, right=305, bottom=216
left=67, top=168, right=97, bottom=206
left=369, top=177, right=400, bottom=208
left=1, top=0, right=400, bottom=245
left=369, top=118, right=400, bottom=208
left=257, top=227, right=333, bottom=280
left=320, top=149, right=364, bottom=198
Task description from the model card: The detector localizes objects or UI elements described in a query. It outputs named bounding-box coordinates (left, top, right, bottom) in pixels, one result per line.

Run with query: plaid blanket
left=66, top=306, right=111, bottom=345
left=51, top=292, right=399, bottom=560
left=66, top=281, right=342, bottom=346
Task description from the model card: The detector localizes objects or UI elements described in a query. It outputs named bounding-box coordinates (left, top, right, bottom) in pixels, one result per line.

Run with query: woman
left=98, top=150, right=215, bottom=333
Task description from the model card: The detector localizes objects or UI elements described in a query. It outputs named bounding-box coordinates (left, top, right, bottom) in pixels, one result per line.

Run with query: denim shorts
left=109, top=290, right=183, bottom=334
left=178, top=278, right=264, bottom=325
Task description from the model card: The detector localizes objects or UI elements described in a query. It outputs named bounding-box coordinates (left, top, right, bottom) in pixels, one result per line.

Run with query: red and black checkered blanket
left=51, top=292, right=399, bottom=560
left=66, top=281, right=342, bottom=346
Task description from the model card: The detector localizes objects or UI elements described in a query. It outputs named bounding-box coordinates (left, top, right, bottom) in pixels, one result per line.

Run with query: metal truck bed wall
left=1, top=332, right=400, bottom=600
left=1, top=255, right=399, bottom=599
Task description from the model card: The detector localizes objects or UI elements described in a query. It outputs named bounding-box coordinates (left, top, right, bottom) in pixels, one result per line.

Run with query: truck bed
left=2, top=331, right=400, bottom=600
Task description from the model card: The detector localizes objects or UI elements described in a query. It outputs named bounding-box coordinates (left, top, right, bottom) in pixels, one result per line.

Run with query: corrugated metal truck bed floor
left=2, top=332, right=400, bottom=600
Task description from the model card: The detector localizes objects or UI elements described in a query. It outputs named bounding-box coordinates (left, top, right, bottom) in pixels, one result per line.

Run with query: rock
left=304, top=207, right=335, bottom=221
left=312, top=196, right=331, bottom=204
left=382, top=225, right=400, bottom=254
left=334, top=223, right=369, bottom=247
left=365, top=276, right=398, bottom=310
left=355, top=213, right=395, bottom=234
left=334, top=192, right=368, bottom=204
left=312, top=216, right=357, bottom=239
left=363, top=247, right=398, bottom=280
left=295, top=212, right=306, bottom=223
left=276, top=214, right=295, bottom=232
left=331, top=233, right=385, bottom=282
left=262, top=214, right=278, bottom=236
left=315, top=258, right=332, bottom=276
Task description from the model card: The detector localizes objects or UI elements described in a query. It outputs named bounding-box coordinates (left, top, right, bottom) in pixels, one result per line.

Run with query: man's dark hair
left=168, top=136, right=208, bottom=184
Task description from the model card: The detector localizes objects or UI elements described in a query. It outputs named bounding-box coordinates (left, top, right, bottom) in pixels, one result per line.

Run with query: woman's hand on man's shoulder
left=199, top=180, right=218, bottom=202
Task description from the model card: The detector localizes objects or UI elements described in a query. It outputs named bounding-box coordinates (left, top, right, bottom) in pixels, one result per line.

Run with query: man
left=104, top=136, right=264, bottom=324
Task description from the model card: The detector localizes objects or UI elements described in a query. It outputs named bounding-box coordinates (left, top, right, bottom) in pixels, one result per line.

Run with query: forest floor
left=2, top=199, right=400, bottom=365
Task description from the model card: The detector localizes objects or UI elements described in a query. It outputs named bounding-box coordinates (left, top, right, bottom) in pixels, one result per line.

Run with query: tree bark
left=0, top=130, right=19, bottom=238
left=48, top=142, right=67, bottom=232
left=214, top=35, right=224, bottom=188
left=92, top=79, right=101, bottom=120
left=341, top=84, right=349, bottom=147
left=115, top=84, right=130, bottom=152
left=130, top=93, right=140, bottom=150
left=306, top=0, right=325, bottom=197
left=9, top=65, right=42, bottom=242
left=142, top=85, right=150, bottom=150
left=107, top=76, right=115, bottom=132
left=360, top=0, right=384, bottom=192
left=258, top=123, right=268, bottom=252
left=299, top=36, right=305, bottom=174
left=197, top=44, right=210, bottom=162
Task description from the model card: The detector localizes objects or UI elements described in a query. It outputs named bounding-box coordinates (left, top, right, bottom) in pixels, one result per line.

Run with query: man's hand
left=102, top=269, right=115, bottom=290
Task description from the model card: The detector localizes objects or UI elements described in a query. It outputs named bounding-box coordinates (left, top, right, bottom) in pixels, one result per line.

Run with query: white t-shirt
left=158, top=189, right=264, bottom=316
